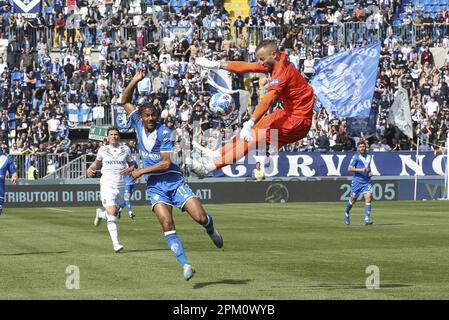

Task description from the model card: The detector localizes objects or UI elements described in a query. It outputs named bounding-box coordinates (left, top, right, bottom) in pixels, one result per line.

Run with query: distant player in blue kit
left=0, top=149, right=18, bottom=215
left=123, top=158, right=139, bottom=220
left=122, top=69, right=223, bottom=281
left=345, top=141, right=373, bottom=225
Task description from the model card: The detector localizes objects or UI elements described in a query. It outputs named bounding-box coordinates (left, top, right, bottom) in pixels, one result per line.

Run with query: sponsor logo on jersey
left=140, top=151, right=162, bottom=160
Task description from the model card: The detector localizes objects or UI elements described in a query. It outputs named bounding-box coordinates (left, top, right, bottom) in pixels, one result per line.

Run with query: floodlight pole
left=414, top=136, right=420, bottom=201
left=446, top=133, right=449, bottom=200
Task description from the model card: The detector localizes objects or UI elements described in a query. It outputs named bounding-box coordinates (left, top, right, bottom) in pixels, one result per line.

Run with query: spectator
left=252, top=161, right=265, bottom=181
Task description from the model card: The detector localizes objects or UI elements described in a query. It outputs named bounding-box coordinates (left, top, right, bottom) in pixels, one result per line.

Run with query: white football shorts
left=101, top=185, right=125, bottom=209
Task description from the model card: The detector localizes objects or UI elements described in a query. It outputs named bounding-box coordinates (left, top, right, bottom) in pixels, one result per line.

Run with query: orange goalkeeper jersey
left=266, top=52, right=314, bottom=120
left=229, top=52, right=314, bottom=120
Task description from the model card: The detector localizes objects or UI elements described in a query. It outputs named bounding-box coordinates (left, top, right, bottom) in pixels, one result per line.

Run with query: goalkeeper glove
left=240, top=119, right=255, bottom=142
left=195, top=57, right=221, bottom=69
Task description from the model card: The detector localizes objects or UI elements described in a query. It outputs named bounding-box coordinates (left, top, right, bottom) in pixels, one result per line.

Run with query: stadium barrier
left=4, top=22, right=449, bottom=53
left=43, top=154, right=88, bottom=179
left=4, top=177, right=447, bottom=207
left=11, top=153, right=71, bottom=179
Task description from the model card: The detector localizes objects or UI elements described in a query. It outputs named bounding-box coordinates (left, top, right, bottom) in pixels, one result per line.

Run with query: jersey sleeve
left=348, top=154, right=358, bottom=169
left=129, top=109, right=140, bottom=128
left=8, top=155, right=16, bottom=174
left=159, top=127, right=173, bottom=153
left=96, top=147, right=104, bottom=161
left=266, top=71, right=288, bottom=95
left=125, top=147, right=133, bottom=163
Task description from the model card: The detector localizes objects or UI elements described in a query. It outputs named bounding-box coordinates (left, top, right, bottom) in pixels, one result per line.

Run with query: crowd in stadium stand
left=1, top=0, right=449, bottom=177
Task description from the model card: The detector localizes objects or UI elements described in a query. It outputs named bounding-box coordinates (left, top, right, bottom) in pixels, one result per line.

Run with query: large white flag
left=388, top=86, right=413, bottom=139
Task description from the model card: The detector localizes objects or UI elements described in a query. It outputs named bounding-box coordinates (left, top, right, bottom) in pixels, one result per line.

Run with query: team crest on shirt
left=359, top=154, right=371, bottom=168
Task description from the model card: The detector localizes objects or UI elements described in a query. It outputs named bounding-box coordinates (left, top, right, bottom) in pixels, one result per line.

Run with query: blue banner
left=13, top=0, right=41, bottom=18
left=310, top=43, right=381, bottom=118
left=112, top=105, right=133, bottom=133
left=210, top=151, right=448, bottom=178
left=347, top=107, right=378, bottom=136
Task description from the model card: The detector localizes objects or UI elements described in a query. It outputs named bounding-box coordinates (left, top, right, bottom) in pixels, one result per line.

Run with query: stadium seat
left=424, top=5, right=432, bottom=11
left=433, top=5, right=441, bottom=11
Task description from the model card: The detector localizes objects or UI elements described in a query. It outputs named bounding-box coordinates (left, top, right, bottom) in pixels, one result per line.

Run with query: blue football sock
left=164, top=231, right=189, bottom=267
left=345, top=201, right=353, bottom=214
left=204, top=213, right=215, bottom=234
left=124, top=199, right=132, bottom=213
left=365, top=203, right=371, bottom=219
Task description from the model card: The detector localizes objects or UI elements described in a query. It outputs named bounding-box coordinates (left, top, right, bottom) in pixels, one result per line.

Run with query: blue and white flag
left=112, top=104, right=133, bottom=133
left=66, top=104, right=79, bottom=123
left=310, top=43, right=381, bottom=118
left=208, top=70, right=249, bottom=127
left=79, top=104, right=93, bottom=123
left=66, top=103, right=92, bottom=123
left=13, top=0, right=42, bottom=18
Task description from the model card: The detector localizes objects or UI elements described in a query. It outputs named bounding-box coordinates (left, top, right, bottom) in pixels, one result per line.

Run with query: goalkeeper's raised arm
left=195, top=57, right=268, bottom=74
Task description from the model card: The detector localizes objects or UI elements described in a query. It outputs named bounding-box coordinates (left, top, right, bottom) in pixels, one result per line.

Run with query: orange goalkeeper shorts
left=254, top=109, right=312, bottom=149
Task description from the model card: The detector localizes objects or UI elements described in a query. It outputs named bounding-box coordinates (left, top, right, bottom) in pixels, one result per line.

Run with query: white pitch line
left=46, top=208, right=74, bottom=213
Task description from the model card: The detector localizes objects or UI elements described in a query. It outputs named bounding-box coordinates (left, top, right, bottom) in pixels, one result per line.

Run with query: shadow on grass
left=310, top=283, right=411, bottom=289
left=0, top=251, right=69, bottom=256
left=193, top=279, right=252, bottom=289
left=121, top=248, right=168, bottom=254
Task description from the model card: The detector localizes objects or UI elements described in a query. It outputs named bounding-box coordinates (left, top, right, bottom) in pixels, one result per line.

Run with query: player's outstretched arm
left=121, top=69, right=146, bottom=115
left=348, top=166, right=369, bottom=173
left=131, top=153, right=172, bottom=180
left=196, top=57, right=267, bottom=74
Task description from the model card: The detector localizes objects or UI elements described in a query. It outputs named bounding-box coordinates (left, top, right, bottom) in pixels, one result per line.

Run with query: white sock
left=204, top=159, right=217, bottom=172
left=99, top=210, right=107, bottom=220
left=106, top=215, right=119, bottom=246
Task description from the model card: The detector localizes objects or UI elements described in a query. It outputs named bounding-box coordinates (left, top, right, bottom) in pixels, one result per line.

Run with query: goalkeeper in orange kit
left=186, top=40, right=315, bottom=176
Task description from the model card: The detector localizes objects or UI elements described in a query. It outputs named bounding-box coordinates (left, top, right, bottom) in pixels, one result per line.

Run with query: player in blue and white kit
left=345, top=141, right=374, bottom=225
left=122, top=69, right=223, bottom=281
left=123, top=158, right=139, bottom=220
left=0, top=149, right=18, bottom=215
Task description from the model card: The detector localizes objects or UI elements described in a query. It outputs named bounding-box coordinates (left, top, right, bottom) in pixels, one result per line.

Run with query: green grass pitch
left=0, top=201, right=448, bottom=299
